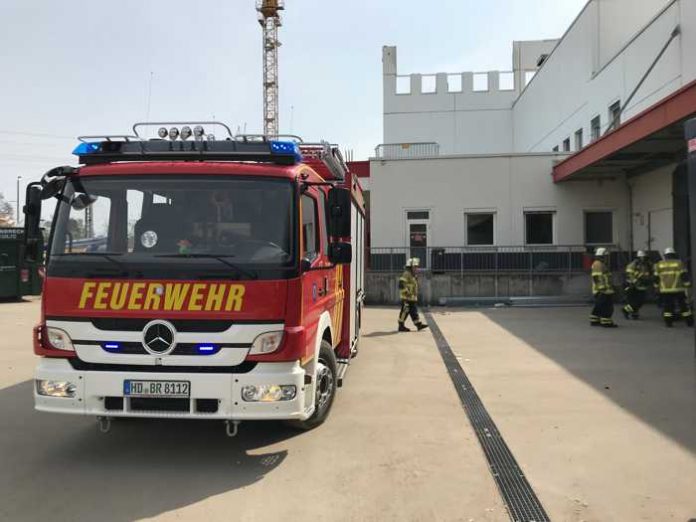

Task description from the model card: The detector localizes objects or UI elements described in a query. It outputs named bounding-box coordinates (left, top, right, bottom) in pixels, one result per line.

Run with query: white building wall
left=630, top=164, right=675, bottom=253
left=512, top=0, right=686, bottom=153
left=370, top=154, right=629, bottom=248
left=381, top=43, right=555, bottom=155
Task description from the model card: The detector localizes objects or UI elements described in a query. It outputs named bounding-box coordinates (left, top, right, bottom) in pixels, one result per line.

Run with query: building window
left=552, top=145, right=559, bottom=152
left=590, top=116, right=601, bottom=141
left=575, top=128, right=584, bottom=150
left=525, top=211, right=554, bottom=245
left=585, top=211, right=613, bottom=245
left=301, top=194, right=318, bottom=260
left=466, top=213, right=495, bottom=246
left=562, top=138, right=570, bottom=152
left=608, top=101, right=621, bottom=130
left=407, top=210, right=430, bottom=220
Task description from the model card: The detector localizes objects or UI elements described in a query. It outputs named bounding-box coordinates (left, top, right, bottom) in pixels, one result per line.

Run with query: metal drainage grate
left=424, top=311, right=551, bottom=522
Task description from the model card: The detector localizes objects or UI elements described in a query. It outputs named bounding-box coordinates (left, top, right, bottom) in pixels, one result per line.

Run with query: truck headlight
left=241, top=385, right=296, bottom=402
left=46, top=327, right=74, bottom=351
left=36, top=379, right=77, bottom=398
left=249, top=331, right=284, bottom=355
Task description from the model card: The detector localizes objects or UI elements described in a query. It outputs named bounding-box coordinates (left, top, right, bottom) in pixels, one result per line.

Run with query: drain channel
left=424, top=311, right=551, bottom=522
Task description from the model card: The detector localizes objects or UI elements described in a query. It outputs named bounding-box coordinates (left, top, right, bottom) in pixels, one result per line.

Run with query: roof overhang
left=553, top=79, right=696, bottom=182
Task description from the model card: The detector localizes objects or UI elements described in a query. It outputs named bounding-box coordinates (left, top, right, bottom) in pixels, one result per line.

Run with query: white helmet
left=636, top=250, right=647, bottom=258
left=594, top=247, right=608, bottom=257
left=405, top=257, right=420, bottom=268
left=664, top=247, right=676, bottom=256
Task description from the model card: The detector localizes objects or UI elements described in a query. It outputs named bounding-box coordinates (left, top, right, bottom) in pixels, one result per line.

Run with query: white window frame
left=583, top=209, right=615, bottom=246
left=464, top=210, right=497, bottom=247
left=523, top=208, right=556, bottom=246
left=404, top=208, right=431, bottom=267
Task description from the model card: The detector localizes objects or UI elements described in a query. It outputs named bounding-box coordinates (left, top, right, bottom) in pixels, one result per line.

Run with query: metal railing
left=374, top=142, right=440, bottom=159
left=367, top=245, right=627, bottom=274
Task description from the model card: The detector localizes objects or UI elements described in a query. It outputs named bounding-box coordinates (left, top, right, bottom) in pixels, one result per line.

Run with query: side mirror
left=23, top=184, right=43, bottom=263
left=328, top=187, right=351, bottom=238
left=70, top=193, right=98, bottom=210
left=329, top=242, right=352, bottom=265
left=41, top=177, right=66, bottom=200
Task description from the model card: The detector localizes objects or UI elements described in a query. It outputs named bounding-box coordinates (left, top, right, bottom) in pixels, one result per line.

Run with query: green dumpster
left=0, top=227, right=43, bottom=299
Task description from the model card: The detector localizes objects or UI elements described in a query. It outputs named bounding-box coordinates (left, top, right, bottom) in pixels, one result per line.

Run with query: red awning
left=553, top=79, right=696, bottom=182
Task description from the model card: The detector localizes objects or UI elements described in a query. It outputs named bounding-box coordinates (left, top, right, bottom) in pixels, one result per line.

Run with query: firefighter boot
left=416, top=323, right=429, bottom=331
left=398, top=323, right=411, bottom=332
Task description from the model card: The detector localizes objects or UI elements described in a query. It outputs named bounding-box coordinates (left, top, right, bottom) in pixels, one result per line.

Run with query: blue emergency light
left=270, top=140, right=303, bottom=163
left=102, top=342, right=121, bottom=352
left=72, top=142, right=101, bottom=156
left=197, top=344, right=219, bottom=355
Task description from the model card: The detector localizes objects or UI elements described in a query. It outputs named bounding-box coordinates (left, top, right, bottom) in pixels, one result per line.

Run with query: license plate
left=123, top=380, right=190, bottom=398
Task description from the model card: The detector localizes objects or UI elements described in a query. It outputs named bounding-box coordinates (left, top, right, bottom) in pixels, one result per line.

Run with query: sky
left=0, top=0, right=587, bottom=213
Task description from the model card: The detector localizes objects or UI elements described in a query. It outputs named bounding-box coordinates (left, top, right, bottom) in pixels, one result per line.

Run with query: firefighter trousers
left=660, top=292, right=694, bottom=326
left=623, top=287, right=646, bottom=318
left=399, top=300, right=423, bottom=326
left=591, top=293, right=615, bottom=326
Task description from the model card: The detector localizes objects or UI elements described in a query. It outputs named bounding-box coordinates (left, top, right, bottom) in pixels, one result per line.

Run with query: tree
left=0, top=193, right=15, bottom=227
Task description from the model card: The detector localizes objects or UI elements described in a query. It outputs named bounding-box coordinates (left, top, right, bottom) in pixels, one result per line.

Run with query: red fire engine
left=23, top=122, right=365, bottom=435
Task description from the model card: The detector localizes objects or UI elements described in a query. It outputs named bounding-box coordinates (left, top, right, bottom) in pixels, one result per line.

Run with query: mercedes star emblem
left=141, top=320, right=177, bottom=355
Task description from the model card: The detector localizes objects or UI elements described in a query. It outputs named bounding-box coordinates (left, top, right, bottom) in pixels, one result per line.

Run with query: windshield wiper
left=52, top=252, right=128, bottom=273
left=155, top=254, right=258, bottom=280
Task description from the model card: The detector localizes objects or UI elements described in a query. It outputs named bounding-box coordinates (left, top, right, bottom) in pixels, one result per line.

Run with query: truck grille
left=69, top=358, right=257, bottom=373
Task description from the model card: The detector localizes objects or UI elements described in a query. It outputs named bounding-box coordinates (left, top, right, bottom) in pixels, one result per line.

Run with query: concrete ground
left=1, top=299, right=694, bottom=521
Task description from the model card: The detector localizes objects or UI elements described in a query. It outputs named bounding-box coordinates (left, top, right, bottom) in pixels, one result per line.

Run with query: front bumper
left=34, top=358, right=311, bottom=420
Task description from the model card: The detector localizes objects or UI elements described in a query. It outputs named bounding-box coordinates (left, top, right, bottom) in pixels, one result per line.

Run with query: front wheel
left=289, top=340, right=337, bottom=431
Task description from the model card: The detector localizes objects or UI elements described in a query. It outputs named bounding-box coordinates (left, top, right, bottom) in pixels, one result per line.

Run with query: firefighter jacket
left=591, top=259, right=614, bottom=295
left=625, top=260, right=652, bottom=291
left=654, top=259, right=691, bottom=294
left=399, top=270, right=418, bottom=302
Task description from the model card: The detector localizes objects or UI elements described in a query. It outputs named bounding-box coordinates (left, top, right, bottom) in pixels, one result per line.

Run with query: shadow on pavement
left=475, top=306, right=696, bottom=455
left=363, top=330, right=400, bottom=338
left=0, top=380, right=298, bottom=522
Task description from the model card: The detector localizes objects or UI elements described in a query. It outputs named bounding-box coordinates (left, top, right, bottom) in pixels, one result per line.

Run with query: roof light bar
left=270, top=140, right=302, bottom=163
left=72, top=142, right=101, bottom=156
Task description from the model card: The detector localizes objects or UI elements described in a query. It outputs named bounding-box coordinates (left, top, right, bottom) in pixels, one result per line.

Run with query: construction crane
left=256, top=0, right=284, bottom=137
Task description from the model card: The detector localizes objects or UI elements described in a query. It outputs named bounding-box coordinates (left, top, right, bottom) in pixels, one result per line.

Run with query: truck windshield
left=48, top=175, right=296, bottom=280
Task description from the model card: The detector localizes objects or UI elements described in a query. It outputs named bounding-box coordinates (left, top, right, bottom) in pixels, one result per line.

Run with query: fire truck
left=23, top=122, right=366, bottom=435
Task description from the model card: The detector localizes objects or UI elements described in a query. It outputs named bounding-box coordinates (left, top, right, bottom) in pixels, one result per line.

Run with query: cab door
left=300, top=188, right=335, bottom=358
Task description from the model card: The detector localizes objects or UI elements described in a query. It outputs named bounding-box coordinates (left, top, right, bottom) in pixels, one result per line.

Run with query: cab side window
left=301, top=194, right=318, bottom=260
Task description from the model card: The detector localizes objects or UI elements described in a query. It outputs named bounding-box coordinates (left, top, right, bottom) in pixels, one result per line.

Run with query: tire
left=288, top=340, right=337, bottom=431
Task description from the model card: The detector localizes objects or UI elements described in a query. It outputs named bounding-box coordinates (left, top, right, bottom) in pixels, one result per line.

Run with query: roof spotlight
left=193, top=125, right=205, bottom=140
left=180, top=126, right=192, bottom=140
left=157, top=127, right=168, bottom=139
left=169, top=127, right=180, bottom=141
left=207, top=134, right=216, bottom=141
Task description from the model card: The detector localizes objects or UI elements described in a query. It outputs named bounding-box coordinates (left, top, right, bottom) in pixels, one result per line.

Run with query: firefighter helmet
left=636, top=250, right=647, bottom=258
left=405, top=258, right=420, bottom=268
left=594, top=247, right=609, bottom=257
left=664, top=247, right=676, bottom=256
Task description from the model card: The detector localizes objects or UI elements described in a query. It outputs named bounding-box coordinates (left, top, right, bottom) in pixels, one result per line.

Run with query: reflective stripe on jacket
left=399, top=270, right=418, bottom=301
left=591, top=260, right=614, bottom=295
left=625, top=260, right=651, bottom=290
left=654, top=259, right=691, bottom=294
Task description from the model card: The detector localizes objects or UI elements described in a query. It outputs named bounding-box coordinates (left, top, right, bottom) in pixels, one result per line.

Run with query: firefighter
left=654, top=247, right=693, bottom=327
left=590, top=247, right=617, bottom=328
left=622, top=250, right=652, bottom=320
left=398, top=258, right=429, bottom=332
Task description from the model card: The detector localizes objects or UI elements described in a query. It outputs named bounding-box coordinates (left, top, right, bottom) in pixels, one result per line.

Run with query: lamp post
left=16, top=175, right=22, bottom=226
